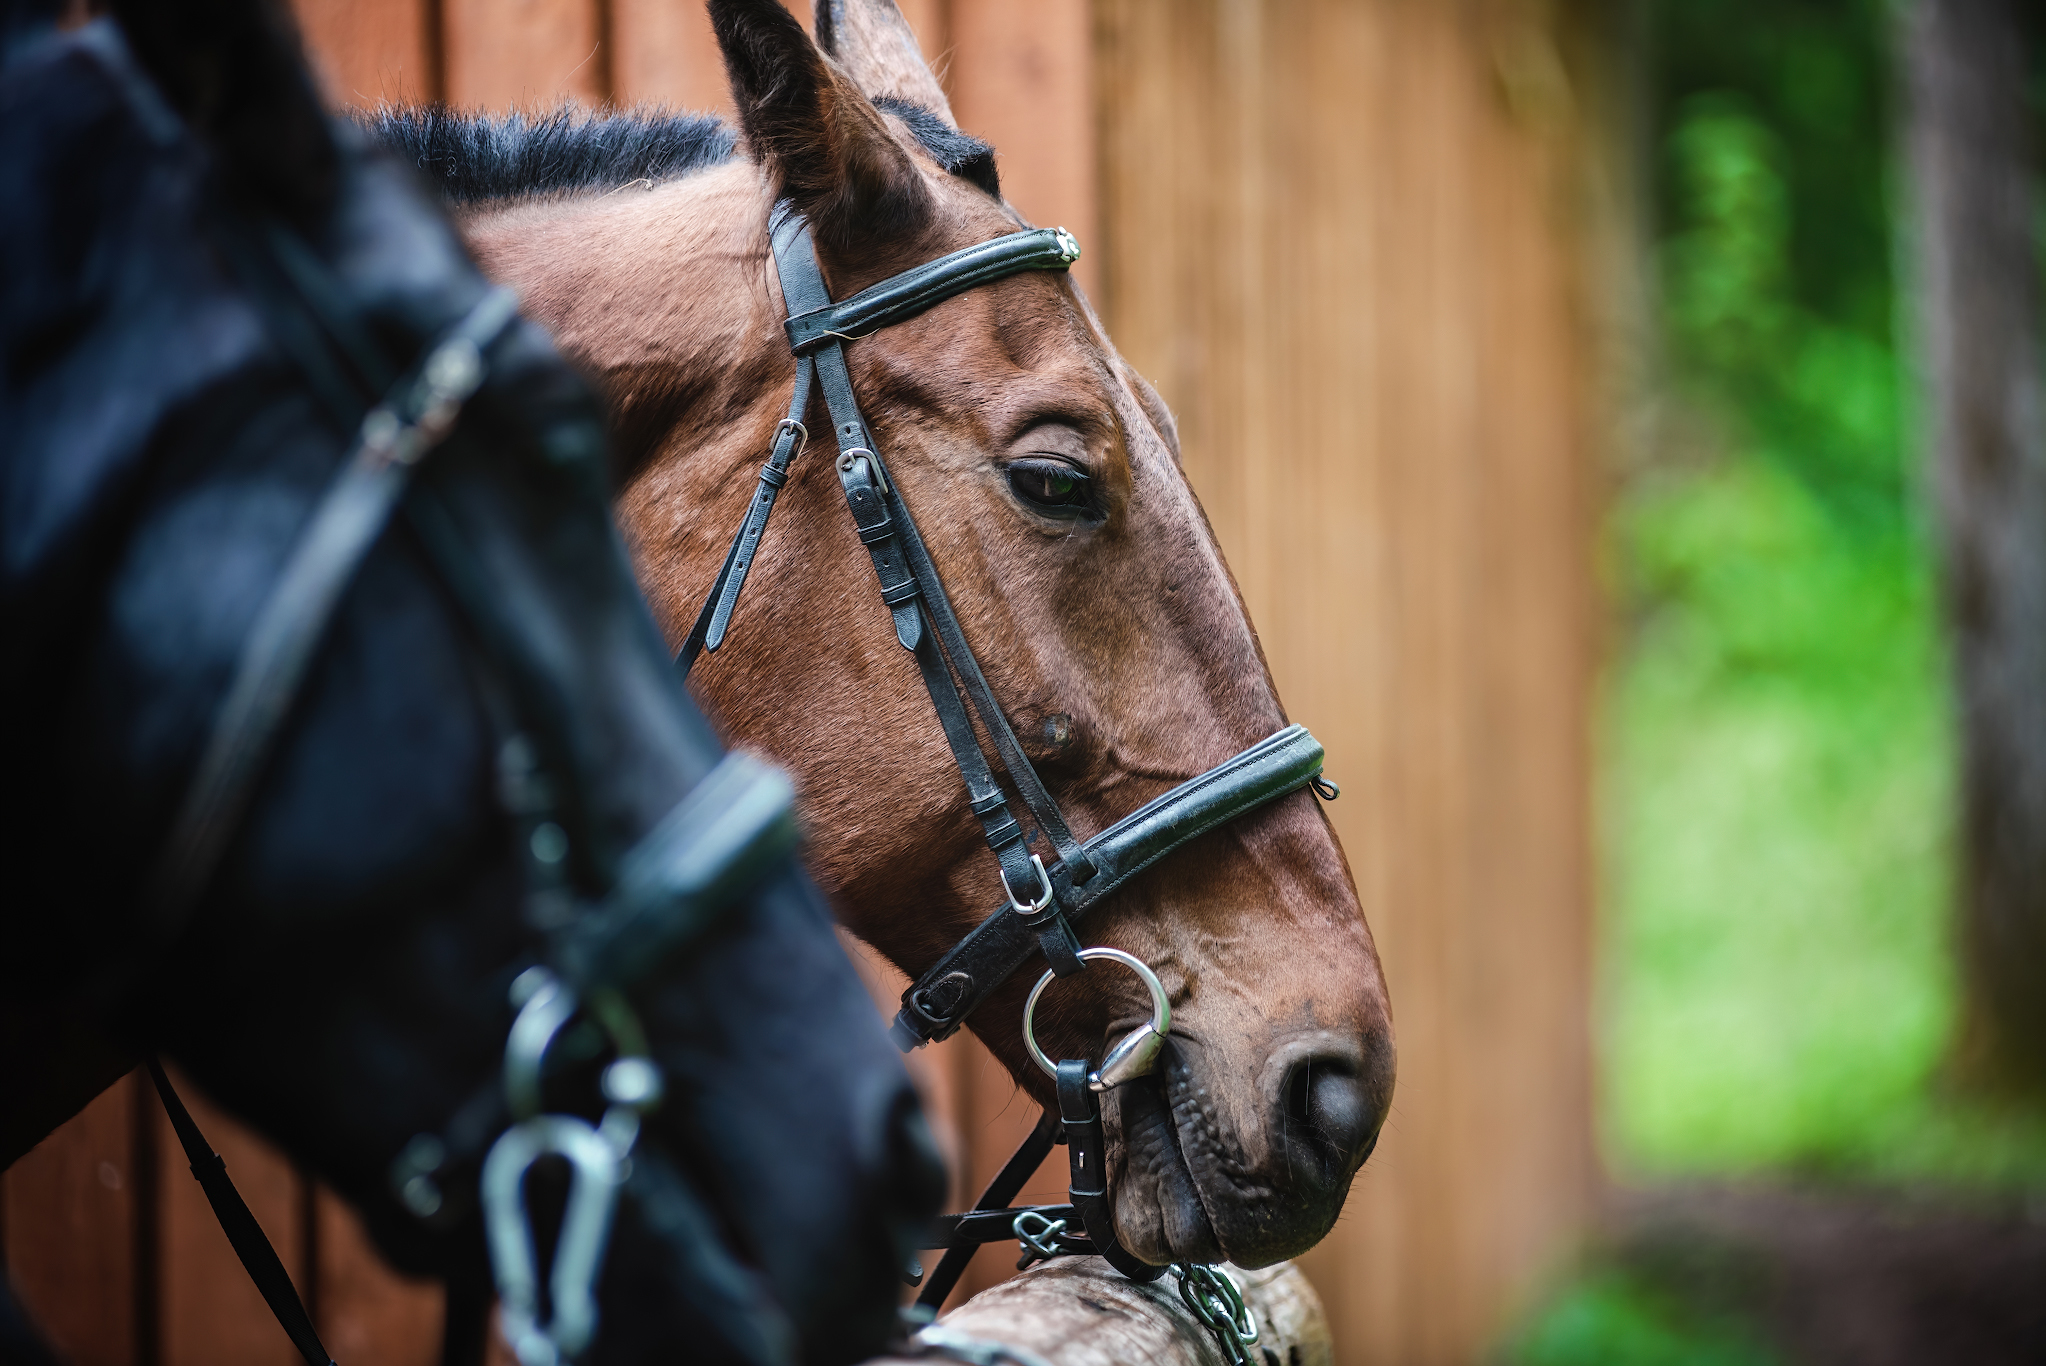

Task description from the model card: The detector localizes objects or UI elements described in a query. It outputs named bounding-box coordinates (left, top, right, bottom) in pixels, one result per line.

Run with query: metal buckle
left=1003, top=853, right=1055, bottom=916
left=1020, top=947, right=1170, bottom=1091
left=836, top=446, right=887, bottom=492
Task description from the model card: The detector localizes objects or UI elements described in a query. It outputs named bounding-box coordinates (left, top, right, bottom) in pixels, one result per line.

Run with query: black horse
left=0, top=2, right=942, bottom=1363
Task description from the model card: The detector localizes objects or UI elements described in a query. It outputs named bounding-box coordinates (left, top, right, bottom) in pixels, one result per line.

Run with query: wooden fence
left=1, top=3, right=1606, bottom=1363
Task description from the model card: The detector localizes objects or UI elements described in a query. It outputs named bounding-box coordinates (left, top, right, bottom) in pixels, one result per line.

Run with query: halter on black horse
left=141, top=260, right=800, bottom=1366
left=681, top=203, right=1337, bottom=1322
left=4, top=13, right=931, bottom=1364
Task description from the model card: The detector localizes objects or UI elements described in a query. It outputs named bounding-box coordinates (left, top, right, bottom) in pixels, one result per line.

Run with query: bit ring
left=1020, top=947, right=1171, bottom=1091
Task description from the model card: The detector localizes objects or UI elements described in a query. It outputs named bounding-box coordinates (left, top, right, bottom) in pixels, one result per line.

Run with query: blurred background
left=6, top=1, right=2046, bottom=1364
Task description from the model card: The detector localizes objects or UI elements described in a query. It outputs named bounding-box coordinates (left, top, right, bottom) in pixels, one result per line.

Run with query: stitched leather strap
left=678, top=204, right=1098, bottom=966
left=783, top=226, right=1079, bottom=354
left=145, top=286, right=520, bottom=943
left=676, top=361, right=814, bottom=673
left=892, top=725, right=1327, bottom=1048
left=551, top=751, right=800, bottom=991
left=765, top=209, right=1099, bottom=882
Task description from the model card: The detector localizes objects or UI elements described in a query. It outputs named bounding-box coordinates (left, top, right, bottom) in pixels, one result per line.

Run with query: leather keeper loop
left=1039, top=919, right=1085, bottom=976
left=856, top=517, right=897, bottom=544
left=879, top=578, right=921, bottom=606
left=1013, top=898, right=1065, bottom=932
left=968, top=789, right=1009, bottom=817
left=981, top=813, right=1022, bottom=850
left=757, top=463, right=787, bottom=489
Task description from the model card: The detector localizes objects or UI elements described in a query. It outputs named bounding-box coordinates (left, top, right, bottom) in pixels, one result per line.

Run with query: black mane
left=353, top=104, right=737, bottom=205
left=355, top=99, right=1000, bottom=205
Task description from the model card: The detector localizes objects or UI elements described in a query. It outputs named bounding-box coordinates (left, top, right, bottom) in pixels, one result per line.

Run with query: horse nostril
left=1280, top=1057, right=1375, bottom=1177
left=1284, top=1058, right=1315, bottom=1127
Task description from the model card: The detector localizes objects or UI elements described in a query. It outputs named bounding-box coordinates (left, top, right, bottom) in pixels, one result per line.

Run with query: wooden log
left=876, top=1259, right=1330, bottom=1366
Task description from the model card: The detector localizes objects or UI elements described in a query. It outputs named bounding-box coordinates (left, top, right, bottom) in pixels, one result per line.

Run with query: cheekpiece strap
left=684, top=201, right=1103, bottom=974
left=146, top=286, right=521, bottom=941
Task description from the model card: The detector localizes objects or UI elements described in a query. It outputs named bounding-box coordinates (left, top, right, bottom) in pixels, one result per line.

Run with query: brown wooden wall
left=3, top=3, right=1603, bottom=1364
left=1091, top=5, right=1605, bottom=1358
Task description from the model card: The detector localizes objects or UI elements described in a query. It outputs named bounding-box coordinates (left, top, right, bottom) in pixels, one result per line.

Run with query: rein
left=681, top=203, right=1336, bottom=1316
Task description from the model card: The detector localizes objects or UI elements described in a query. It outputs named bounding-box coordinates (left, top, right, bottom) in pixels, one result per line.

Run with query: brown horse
left=413, top=0, right=1393, bottom=1271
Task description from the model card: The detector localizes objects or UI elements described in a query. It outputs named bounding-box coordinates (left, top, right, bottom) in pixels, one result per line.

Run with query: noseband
left=681, top=203, right=1336, bottom=1315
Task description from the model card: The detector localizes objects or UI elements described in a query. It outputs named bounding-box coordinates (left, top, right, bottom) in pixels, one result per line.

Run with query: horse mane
left=354, top=98, right=997, bottom=205
left=353, top=105, right=738, bottom=205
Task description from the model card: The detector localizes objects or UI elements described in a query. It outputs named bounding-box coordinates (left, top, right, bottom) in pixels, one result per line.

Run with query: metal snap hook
left=1020, top=946, right=1171, bottom=1091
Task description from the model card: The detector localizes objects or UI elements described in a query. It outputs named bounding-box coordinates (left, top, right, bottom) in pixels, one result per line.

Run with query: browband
left=889, top=724, right=1326, bottom=1049
left=679, top=203, right=1334, bottom=1060
left=783, top=226, right=1081, bottom=354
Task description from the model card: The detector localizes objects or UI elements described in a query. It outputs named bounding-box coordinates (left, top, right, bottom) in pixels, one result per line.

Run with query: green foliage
left=1506, top=1266, right=1778, bottom=1366
left=1602, top=0, right=2046, bottom=1185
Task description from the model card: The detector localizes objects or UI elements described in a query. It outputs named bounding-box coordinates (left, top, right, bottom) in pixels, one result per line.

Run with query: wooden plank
left=157, top=1065, right=308, bottom=1366
left=314, top=1186, right=443, bottom=1366
left=2, top=1074, right=142, bottom=1366
left=610, top=0, right=817, bottom=113
left=1094, top=2, right=1598, bottom=1362
left=290, top=0, right=435, bottom=107
left=946, top=0, right=1094, bottom=293
left=443, top=0, right=605, bottom=109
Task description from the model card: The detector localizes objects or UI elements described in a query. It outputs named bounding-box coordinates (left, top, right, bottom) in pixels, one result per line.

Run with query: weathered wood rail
left=883, top=1260, right=1330, bottom=1366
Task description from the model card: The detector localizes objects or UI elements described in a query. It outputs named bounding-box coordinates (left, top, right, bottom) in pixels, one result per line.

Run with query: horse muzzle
left=1108, top=1024, right=1394, bottom=1269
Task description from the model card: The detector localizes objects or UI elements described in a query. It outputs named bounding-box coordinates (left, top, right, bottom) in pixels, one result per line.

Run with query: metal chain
left=1170, top=1264, right=1261, bottom=1366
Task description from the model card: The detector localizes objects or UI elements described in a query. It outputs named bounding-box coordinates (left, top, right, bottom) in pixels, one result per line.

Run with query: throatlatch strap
left=675, top=358, right=815, bottom=675
left=148, top=1061, right=337, bottom=1366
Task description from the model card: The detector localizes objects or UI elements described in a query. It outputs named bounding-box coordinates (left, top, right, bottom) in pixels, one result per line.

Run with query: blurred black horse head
left=0, top=2, right=943, bottom=1361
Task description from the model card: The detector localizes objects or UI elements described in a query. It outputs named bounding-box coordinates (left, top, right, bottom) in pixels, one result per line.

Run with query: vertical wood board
left=2, top=1077, right=142, bottom=1366
left=1095, top=1, right=1599, bottom=1361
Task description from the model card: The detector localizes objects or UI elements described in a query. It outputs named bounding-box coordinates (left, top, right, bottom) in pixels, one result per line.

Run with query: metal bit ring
left=1021, top=947, right=1171, bottom=1091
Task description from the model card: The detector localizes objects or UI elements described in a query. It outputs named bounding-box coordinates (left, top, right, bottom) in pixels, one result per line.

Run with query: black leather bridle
left=137, top=204, right=800, bottom=1366
left=680, top=203, right=1336, bottom=1309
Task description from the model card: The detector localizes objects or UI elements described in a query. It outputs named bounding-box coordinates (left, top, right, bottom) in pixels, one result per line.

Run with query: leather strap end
left=889, top=1012, right=927, bottom=1052
left=892, top=604, right=922, bottom=650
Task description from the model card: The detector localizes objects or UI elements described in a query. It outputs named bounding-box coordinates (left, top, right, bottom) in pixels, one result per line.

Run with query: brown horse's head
left=460, top=0, right=1392, bottom=1270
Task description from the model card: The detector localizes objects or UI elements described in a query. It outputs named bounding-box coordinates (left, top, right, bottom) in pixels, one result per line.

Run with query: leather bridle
left=138, top=197, right=800, bottom=1366
left=680, top=202, right=1336, bottom=1310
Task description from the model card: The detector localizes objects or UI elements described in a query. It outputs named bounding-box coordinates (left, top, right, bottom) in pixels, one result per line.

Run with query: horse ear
left=814, top=0, right=956, bottom=126
left=709, top=0, right=933, bottom=255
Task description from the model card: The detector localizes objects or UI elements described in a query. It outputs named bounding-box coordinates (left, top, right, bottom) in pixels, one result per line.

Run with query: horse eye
left=1006, top=460, right=1093, bottom=514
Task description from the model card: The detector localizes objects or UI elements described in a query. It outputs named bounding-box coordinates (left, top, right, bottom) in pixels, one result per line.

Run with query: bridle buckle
left=1002, top=853, right=1055, bottom=917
